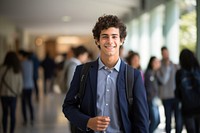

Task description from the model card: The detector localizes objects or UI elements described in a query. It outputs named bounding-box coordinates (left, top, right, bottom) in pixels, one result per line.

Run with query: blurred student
left=64, top=45, right=89, bottom=94
left=40, top=53, right=56, bottom=95
left=156, top=46, right=182, bottom=133
left=126, top=52, right=144, bottom=80
left=29, top=52, right=40, bottom=101
left=175, top=49, right=200, bottom=133
left=0, top=51, right=23, bottom=133
left=18, top=50, right=35, bottom=126
left=144, top=56, right=161, bottom=133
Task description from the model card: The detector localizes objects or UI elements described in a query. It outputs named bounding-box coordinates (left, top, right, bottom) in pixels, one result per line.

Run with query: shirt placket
left=104, top=69, right=112, bottom=116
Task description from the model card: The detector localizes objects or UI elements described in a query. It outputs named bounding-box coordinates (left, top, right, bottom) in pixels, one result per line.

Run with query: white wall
left=0, top=17, right=17, bottom=64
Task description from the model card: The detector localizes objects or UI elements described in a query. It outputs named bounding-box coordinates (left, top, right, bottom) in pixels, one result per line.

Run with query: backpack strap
left=126, top=64, right=134, bottom=107
left=77, top=62, right=91, bottom=104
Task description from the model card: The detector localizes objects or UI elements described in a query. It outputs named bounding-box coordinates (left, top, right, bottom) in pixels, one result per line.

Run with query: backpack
left=180, top=69, right=200, bottom=114
left=76, top=62, right=134, bottom=109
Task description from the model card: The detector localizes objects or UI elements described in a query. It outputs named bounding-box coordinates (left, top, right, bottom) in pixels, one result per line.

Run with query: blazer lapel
left=88, top=60, right=98, bottom=114
left=117, top=61, right=127, bottom=108
left=117, top=61, right=126, bottom=93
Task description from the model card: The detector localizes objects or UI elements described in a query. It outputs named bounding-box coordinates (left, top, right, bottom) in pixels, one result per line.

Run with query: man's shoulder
left=78, top=60, right=98, bottom=67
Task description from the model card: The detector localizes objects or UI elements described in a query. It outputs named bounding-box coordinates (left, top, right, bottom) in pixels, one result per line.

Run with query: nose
left=107, top=36, right=113, bottom=44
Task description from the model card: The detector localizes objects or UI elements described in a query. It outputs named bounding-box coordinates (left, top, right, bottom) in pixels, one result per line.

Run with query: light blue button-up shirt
left=96, top=58, right=123, bottom=133
left=21, top=60, right=34, bottom=89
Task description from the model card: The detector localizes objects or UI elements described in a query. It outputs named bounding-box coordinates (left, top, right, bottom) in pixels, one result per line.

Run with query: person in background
left=62, top=14, right=149, bottom=133
left=53, top=53, right=67, bottom=93
left=59, top=47, right=75, bottom=93
left=0, top=51, right=23, bottom=133
left=125, top=50, right=134, bottom=62
left=29, top=52, right=40, bottom=102
left=64, top=45, right=89, bottom=94
left=156, top=46, right=182, bottom=133
left=64, top=47, right=75, bottom=69
left=175, top=49, right=200, bottom=133
left=18, top=50, right=35, bottom=126
left=144, top=56, right=161, bottom=133
left=126, top=52, right=144, bottom=81
left=40, top=53, right=56, bottom=95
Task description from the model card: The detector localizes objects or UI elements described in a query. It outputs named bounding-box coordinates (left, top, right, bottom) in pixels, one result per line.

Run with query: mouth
left=105, top=45, right=116, bottom=50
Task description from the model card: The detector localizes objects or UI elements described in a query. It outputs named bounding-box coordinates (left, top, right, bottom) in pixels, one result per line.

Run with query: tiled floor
left=15, top=93, right=70, bottom=133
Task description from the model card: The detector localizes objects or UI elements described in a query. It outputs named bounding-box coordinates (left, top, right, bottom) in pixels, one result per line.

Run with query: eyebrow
left=101, top=34, right=119, bottom=36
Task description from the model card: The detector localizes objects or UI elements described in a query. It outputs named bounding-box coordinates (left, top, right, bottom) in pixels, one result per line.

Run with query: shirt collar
left=98, top=57, right=121, bottom=72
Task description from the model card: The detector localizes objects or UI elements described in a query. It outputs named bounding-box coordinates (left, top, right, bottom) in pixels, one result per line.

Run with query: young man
left=156, top=47, right=182, bottom=133
left=62, top=15, right=149, bottom=133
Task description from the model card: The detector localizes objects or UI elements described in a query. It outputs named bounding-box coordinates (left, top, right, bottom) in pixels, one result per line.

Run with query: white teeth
left=105, top=45, right=115, bottom=48
left=105, top=46, right=114, bottom=49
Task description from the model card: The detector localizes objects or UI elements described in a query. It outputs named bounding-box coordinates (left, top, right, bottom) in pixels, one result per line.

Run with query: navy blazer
left=62, top=59, right=149, bottom=133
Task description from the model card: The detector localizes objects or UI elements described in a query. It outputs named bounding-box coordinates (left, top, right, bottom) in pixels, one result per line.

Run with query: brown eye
left=101, top=36, right=108, bottom=39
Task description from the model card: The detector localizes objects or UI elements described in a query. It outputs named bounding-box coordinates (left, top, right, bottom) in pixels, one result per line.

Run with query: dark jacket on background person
left=41, top=55, right=56, bottom=80
left=144, top=69, right=159, bottom=101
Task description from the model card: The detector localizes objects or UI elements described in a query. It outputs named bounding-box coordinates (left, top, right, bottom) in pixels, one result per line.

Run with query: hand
left=87, top=116, right=110, bottom=131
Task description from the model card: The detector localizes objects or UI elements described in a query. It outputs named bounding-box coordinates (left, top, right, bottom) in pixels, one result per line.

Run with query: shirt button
left=106, top=104, right=108, bottom=106
left=107, top=89, right=109, bottom=92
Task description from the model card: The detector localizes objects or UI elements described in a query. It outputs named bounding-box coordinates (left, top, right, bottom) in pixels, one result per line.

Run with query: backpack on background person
left=179, top=68, right=200, bottom=115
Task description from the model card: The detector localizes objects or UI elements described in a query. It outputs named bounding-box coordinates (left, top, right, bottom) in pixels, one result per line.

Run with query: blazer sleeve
left=62, top=65, right=91, bottom=131
left=132, top=69, right=149, bottom=133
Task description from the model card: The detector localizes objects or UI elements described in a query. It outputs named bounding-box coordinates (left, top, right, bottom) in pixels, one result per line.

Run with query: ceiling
left=0, top=0, right=140, bottom=36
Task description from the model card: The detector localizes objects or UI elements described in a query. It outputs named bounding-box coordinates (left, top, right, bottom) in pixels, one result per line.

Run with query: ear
left=120, top=39, right=124, bottom=45
left=95, top=40, right=99, bottom=46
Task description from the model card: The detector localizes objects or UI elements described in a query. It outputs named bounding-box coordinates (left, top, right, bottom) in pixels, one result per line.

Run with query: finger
left=98, top=116, right=110, bottom=122
left=104, top=117, right=110, bottom=122
left=97, top=120, right=109, bottom=126
left=96, top=125, right=108, bottom=131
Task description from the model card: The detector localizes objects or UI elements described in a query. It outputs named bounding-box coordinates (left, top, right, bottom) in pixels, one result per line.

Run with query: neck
left=100, top=55, right=119, bottom=68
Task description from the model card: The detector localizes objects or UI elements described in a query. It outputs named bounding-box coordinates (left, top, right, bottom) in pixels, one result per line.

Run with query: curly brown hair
left=92, top=15, right=127, bottom=43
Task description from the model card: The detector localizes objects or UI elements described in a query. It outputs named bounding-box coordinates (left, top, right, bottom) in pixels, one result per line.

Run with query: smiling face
left=96, top=27, right=123, bottom=60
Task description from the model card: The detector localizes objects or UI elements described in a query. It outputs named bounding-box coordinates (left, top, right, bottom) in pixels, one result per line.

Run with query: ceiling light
left=35, top=38, right=43, bottom=46
left=62, top=16, right=71, bottom=22
left=57, top=36, right=80, bottom=44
